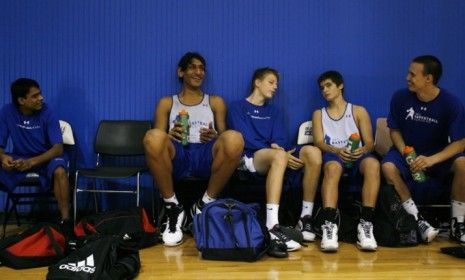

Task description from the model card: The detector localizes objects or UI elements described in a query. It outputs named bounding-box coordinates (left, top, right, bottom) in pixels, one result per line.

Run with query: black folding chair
left=73, top=120, right=151, bottom=222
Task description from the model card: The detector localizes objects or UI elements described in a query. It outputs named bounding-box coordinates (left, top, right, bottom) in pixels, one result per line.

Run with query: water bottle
left=179, top=109, right=189, bottom=146
left=345, top=133, right=361, bottom=168
left=403, top=146, right=426, bottom=182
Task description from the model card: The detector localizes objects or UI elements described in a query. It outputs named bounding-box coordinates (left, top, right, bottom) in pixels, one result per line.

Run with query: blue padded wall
left=1, top=0, right=464, bottom=210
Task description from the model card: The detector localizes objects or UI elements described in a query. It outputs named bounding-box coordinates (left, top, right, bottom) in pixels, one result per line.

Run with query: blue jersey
left=387, top=88, right=465, bottom=155
left=227, top=99, right=288, bottom=156
left=0, top=103, right=62, bottom=157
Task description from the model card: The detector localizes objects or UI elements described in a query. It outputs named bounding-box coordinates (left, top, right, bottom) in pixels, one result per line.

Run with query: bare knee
left=381, top=162, right=400, bottom=184
left=452, top=157, right=465, bottom=174
left=324, top=161, right=342, bottom=177
left=300, top=145, right=322, bottom=166
left=215, top=130, right=244, bottom=160
left=361, top=157, right=380, bottom=176
left=143, top=129, right=169, bottom=152
left=271, top=149, right=288, bottom=167
left=53, top=166, right=67, bottom=179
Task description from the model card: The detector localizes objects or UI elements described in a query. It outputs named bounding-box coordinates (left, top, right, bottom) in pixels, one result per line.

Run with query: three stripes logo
left=59, top=254, right=96, bottom=273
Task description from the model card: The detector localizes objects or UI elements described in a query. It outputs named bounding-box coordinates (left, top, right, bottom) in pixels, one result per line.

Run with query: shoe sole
left=320, top=245, right=338, bottom=252
left=163, top=239, right=184, bottom=247
left=286, top=244, right=302, bottom=252
left=357, top=242, right=377, bottom=252
left=424, top=230, right=439, bottom=243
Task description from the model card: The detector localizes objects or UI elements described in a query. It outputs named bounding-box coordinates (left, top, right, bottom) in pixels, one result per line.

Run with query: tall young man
left=228, top=67, right=322, bottom=257
left=143, top=52, right=244, bottom=246
left=382, top=55, right=465, bottom=245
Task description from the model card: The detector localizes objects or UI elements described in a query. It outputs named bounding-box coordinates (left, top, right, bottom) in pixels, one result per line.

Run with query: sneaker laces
left=454, top=222, right=465, bottom=237
left=301, top=217, right=313, bottom=232
left=360, top=219, right=373, bottom=238
left=166, top=205, right=181, bottom=233
left=418, top=219, right=431, bottom=233
left=322, top=221, right=335, bottom=239
left=270, top=226, right=291, bottom=243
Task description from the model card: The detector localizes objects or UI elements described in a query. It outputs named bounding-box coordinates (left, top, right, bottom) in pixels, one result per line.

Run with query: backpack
left=193, top=198, right=269, bottom=262
left=0, top=223, right=66, bottom=269
left=74, top=208, right=158, bottom=249
left=47, top=235, right=140, bottom=280
left=373, top=184, right=419, bottom=247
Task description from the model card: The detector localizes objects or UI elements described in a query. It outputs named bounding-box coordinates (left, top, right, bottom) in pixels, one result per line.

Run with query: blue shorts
left=0, top=154, right=69, bottom=192
left=322, top=152, right=376, bottom=179
left=382, top=147, right=464, bottom=203
left=172, top=140, right=215, bottom=181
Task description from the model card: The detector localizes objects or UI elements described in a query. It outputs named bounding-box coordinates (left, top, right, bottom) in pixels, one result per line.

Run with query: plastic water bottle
left=345, top=133, right=361, bottom=168
left=179, top=109, right=189, bottom=146
left=403, top=146, right=426, bottom=182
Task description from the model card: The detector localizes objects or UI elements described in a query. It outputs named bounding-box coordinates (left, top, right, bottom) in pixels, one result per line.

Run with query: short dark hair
left=412, top=55, right=442, bottom=84
left=250, top=67, right=279, bottom=93
left=177, top=52, right=206, bottom=83
left=11, top=78, right=40, bottom=107
left=317, top=70, right=344, bottom=92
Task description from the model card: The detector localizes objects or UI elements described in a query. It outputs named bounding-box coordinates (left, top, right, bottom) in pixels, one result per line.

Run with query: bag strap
left=43, top=226, right=65, bottom=257
left=224, top=201, right=240, bottom=249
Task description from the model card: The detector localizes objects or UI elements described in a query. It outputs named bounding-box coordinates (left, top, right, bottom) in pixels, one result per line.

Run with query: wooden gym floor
left=1, top=224, right=465, bottom=279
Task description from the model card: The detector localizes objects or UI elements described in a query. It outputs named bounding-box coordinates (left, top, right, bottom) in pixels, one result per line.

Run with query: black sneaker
left=269, top=225, right=302, bottom=251
left=295, top=215, right=316, bottom=242
left=267, top=239, right=288, bottom=258
left=190, top=199, right=205, bottom=218
left=450, top=217, right=465, bottom=245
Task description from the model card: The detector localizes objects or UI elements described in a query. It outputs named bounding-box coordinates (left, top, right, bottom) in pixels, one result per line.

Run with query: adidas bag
left=74, top=208, right=158, bottom=248
left=373, top=184, right=419, bottom=247
left=0, top=223, right=65, bottom=269
left=193, top=199, right=269, bottom=262
left=47, top=235, right=140, bottom=280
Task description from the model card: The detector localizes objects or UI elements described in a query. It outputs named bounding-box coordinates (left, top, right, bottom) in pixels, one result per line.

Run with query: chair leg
left=92, top=179, right=98, bottom=213
left=2, top=195, right=11, bottom=239
left=10, top=197, right=20, bottom=226
left=136, top=173, right=140, bottom=207
left=73, top=172, right=78, bottom=223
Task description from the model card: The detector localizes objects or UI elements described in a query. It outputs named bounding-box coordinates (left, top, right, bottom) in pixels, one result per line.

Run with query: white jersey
left=169, top=94, right=215, bottom=144
left=321, top=103, right=361, bottom=148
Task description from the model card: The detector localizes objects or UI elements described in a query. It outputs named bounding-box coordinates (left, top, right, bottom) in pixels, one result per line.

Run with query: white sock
left=201, top=191, right=216, bottom=205
left=402, top=198, right=419, bottom=220
left=266, top=203, right=280, bottom=230
left=163, top=194, right=179, bottom=205
left=451, top=200, right=465, bottom=223
left=300, top=201, right=314, bottom=218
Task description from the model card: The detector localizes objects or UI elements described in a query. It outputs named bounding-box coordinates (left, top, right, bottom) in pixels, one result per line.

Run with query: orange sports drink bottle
left=345, top=133, right=360, bottom=168
left=403, top=146, right=426, bottom=182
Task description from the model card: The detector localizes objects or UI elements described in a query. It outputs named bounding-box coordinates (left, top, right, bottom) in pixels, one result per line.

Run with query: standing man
left=312, top=71, right=380, bottom=252
left=144, top=52, right=244, bottom=246
left=382, top=55, right=465, bottom=245
left=0, top=78, right=71, bottom=233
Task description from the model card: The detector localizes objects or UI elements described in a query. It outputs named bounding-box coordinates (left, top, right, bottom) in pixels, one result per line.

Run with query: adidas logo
left=59, top=254, right=96, bottom=273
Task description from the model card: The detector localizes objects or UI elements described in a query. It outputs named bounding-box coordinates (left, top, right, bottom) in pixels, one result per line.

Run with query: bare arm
left=350, top=105, right=374, bottom=159
left=209, top=95, right=227, bottom=134
left=390, top=128, right=406, bottom=154
left=14, top=144, right=63, bottom=172
left=411, top=138, right=465, bottom=172
left=0, top=148, right=14, bottom=171
left=153, top=96, right=184, bottom=142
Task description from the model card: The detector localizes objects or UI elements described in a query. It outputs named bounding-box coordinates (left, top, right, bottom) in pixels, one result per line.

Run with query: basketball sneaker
left=162, top=203, right=186, bottom=246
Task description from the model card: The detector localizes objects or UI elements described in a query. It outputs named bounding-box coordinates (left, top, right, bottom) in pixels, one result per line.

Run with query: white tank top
left=169, top=94, right=215, bottom=144
left=321, top=103, right=361, bottom=148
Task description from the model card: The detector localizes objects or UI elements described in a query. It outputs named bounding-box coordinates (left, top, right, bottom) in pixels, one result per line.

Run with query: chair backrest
left=94, top=120, right=151, bottom=156
left=374, top=117, right=392, bottom=156
left=297, top=120, right=313, bottom=145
